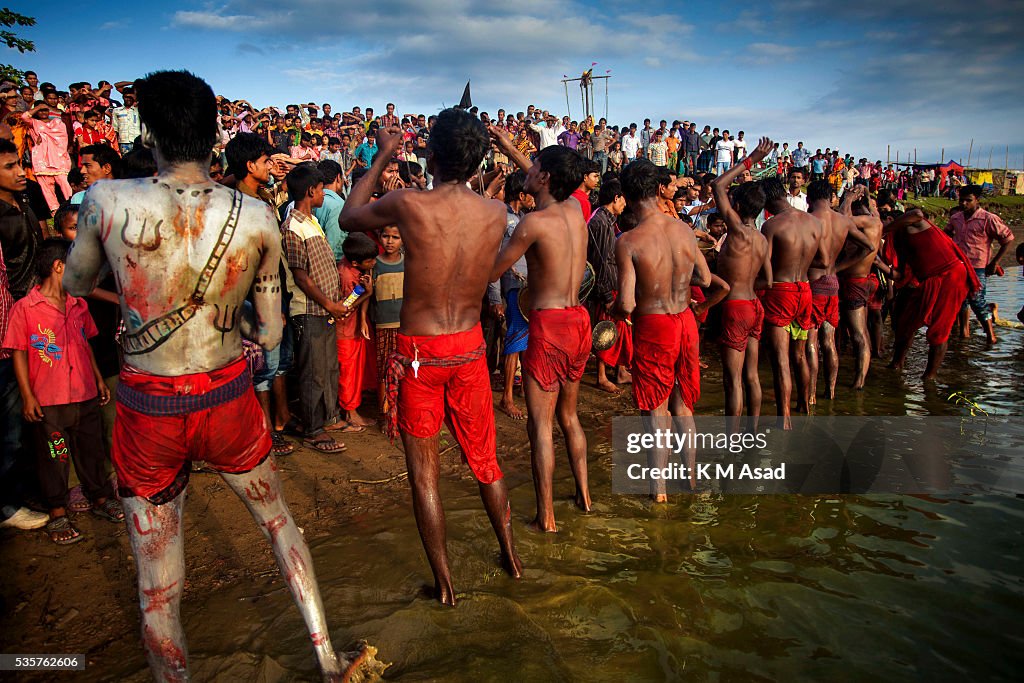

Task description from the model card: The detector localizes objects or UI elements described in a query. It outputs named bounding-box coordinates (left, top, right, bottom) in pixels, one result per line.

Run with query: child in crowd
left=373, top=225, right=404, bottom=419
left=53, top=202, right=78, bottom=240
left=336, top=233, right=379, bottom=430
left=2, top=239, right=124, bottom=544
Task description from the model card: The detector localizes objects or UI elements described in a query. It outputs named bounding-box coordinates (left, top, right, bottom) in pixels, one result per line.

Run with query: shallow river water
left=142, top=276, right=1024, bottom=681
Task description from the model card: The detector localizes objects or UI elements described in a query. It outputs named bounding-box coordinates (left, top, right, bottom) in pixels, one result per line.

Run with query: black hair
left=876, top=188, right=896, bottom=208
left=53, top=203, right=79, bottom=231
left=620, top=158, right=661, bottom=204
left=134, top=71, right=217, bottom=164
left=328, top=136, right=340, bottom=146
left=67, top=167, right=84, bottom=187
left=318, top=159, right=342, bottom=184
left=24, top=70, right=36, bottom=77
left=787, top=166, right=805, bottom=178
left=706, top=212, right=726, bottom=225
left=760, top=178, right=787, bottom=204
left=733, top=181, right=767, bottom=219
left=585, top=159, right=601, bottom=175
left=427, top=108, right=490, bottom=183
left=806, top=180, right=835, bottom=204
left=535, top=145, right=586, bottom=201
left=959, top=185, right=983, bottom=200
left=598, top=178, right=623, bottom=207
left=35, top=238, right=72, bottom=280
left=342, top=232, right=379, bottom=263
left=120, top=145, right=157, bottom=179
left=224, top=132, right=275, bottom=180
left=80, top=144, right=122, bottom=179
left=286, top=162, right=323, bottom=202
left=396, top=160, right=422, bottom=186
left=504, top=169, right=527, bottom=204
left=0, top=138, right=16, bottom=156
left=618, top=206, right=639, bottom=231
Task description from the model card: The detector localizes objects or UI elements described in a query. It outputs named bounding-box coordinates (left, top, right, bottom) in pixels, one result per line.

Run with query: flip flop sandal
left=271, top=431, right=296, bottom=456
left=46, top=516, right=84, bottom=545
left=91, top=499, right=125, bottom=523
left=333, top=422, right=366, bottom=434
left=302, top=436, right=347, bottom=453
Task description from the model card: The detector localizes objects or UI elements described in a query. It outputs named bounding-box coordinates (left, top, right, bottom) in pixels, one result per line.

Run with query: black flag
left=458, top=81, right=472, bottom=109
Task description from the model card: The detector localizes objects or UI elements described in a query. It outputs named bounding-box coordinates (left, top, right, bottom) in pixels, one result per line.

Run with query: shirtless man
left=837, top=184, right=883, bottom=390
left=339, top=110, right=521, bottom=606
left=806, top=181, right=873, bottom=400
left=615, top=159, right=728, bottom=501
left=759, top=178, right=826, bottom=428
left=63, top=71, right=356, bottom=682
left=711, top=139, right=773, bottom=430
left=490, top=131, right=592, bottom=533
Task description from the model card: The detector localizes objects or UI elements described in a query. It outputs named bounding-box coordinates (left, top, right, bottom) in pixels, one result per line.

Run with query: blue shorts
left=253, top=322, right=294, bottom=392
left=962, top=268, right=992, bottom=322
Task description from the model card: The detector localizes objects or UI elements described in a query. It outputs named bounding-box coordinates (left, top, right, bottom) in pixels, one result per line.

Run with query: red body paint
left=142, top=581, right=180, bottom=614
left=245, top=478, right=278, bottom=505
left=263, top=514, right=288, bottom=543
left=142, top=624, right=187, bottom=678
left=287, top=546, right=308, bottom=603
left=311, top=632, right=326, bottom=647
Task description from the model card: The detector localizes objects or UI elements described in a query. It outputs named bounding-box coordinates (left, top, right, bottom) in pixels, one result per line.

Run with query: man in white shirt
left=529, top=114, right=563, bottom=150
left=715, top=130, right=735, bottom=176
left=621, top=126, right=641, bottom=161
left=733, top=131, right=748, bottom=161
left=785, top=167, right=808, bottom=211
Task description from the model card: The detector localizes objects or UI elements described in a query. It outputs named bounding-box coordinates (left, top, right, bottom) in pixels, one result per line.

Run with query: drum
left=591, top=319, right=619, bottom=351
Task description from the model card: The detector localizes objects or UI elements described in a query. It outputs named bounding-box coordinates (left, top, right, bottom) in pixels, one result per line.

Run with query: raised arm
left=490, top=215, right=534, bottom=282
left=882, top=208, right=928, bottom=234
left=338, top=126, right=405, bottom=233
left=63, top=192, right=108, bottom=297
left=712, top=137, right=773, bottom=230
left=489, top=124, right=532, bottom=171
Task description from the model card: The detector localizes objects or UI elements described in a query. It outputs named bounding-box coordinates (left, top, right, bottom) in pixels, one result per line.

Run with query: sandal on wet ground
left=91, top=498, right=125, bottom=523
left=271, top=431, right=296, bottom=456
left=47, top=516, right=84, bottom=545
left=302, top=434, right=347, bottom=453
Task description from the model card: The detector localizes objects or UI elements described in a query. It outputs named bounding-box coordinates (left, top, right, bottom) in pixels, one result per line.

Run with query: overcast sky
left=13, top=0, right=1024, bottom=167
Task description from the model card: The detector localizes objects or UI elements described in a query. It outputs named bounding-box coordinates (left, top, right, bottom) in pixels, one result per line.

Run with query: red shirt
left=2, top=286, right=99, bottom=406
left=571, top=188, right=592, bottom=222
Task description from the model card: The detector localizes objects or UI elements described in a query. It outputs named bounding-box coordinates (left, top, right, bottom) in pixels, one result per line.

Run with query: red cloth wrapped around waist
left=760, top=281, right=812, bottom=329
left=522, top=306, right=591, bottom=391
left=384, top=325, right=486, bottom=441
left=117, top=356, right=250, bottom=416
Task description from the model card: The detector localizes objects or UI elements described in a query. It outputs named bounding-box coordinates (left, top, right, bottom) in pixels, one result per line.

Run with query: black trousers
left=32, top=397, right=113, bottom=509
left=292, top=314, right=340, bottom=436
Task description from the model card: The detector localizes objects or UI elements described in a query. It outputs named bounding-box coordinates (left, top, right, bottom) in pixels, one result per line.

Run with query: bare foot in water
left=651, top=493, right=668, bottom=504
left=499, top=397, right=526, bottom=419
left=501, top=547, right=523, bottom=578
left=575, top=490, right=592, bottom=512
left=528, top=517, right=558, bottom=533
left=596, top=377, right=620, bottom=394
left=434, top=579, right=457, bottom=606
left=326, top=642, right=389, bottom=683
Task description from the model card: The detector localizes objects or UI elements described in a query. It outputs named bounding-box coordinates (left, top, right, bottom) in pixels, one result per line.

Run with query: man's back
left=718, top=224, right=768, bottom=300
left=72, top=177, right=281, bottom=375
left=392, top=184, right=506, bottom=336
left=808, top=205, right=855, bottom=279
left=763, top=209, right=822, bottom=283
left=620, top=212, right=697, bottom=315
left=518, top=199, right=588, bottom=311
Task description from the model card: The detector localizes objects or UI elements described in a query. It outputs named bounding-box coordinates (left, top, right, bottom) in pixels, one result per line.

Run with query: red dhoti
left=761, top=281, right=812, bottom=329
left=337, top=335, right=376, bottom=411
left=718, top=298, right=764, bottom=352
left=386, top=324, right=501, bottom=484
left=896, top=263, right=969, bottom=345
left=809, top=274, right=839, bottom=327
left=112, top=356, right=271, bottom=503
left=839, top=274, right=878, bottom=310
left=631, top=309, right=700, bottom=411
left=522, top=306, right=592, bottom=391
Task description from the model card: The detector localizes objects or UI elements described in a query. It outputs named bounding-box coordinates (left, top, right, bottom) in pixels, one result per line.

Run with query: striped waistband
left=116, top=368, right=252, bottom=416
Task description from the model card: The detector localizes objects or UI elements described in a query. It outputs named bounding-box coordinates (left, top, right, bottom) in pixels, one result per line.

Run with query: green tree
left=0, top=9, right=35, bottom=85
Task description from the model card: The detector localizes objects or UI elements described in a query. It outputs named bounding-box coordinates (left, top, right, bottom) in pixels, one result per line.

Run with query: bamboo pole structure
left=967, top=139, right=974, bottom=167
